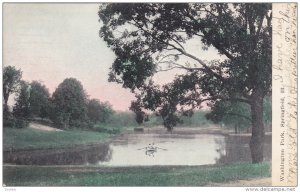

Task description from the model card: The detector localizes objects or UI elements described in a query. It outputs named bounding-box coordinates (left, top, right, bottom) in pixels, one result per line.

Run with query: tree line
left=3, top=65, right=114, bottom=130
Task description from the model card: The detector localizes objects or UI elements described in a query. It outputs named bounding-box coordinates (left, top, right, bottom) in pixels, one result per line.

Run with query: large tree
left=3, top=66, right=22, bottom=110
left=99, top=3, right=272, bottom=163
left=50, top=78, right=88, bottom=128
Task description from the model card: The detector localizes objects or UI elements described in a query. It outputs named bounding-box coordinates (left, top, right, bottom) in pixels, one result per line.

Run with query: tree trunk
left=250, top=93, right=265, bottom=163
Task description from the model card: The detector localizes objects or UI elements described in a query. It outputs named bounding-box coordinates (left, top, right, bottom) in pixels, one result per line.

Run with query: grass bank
left=3, top=162, right=270, bottom=186
left=3, top=127, right=113, bottom=151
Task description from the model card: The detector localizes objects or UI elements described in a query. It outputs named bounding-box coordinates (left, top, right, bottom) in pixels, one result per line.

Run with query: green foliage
left=14, top=118, right=29, bottom=129
left=180, top=110, right=213, bottom=127
left=92, top=123, right=122, bottom=134
left=206, top=101, right=251, bottom=131
left=3, top=106, right=16, bottom=127
left=109, top=111, right=139, bottom=127
left=87, top=99, right=114, bottom=123
left=129, top=96, right=147, bottom=125
left=28, top=81, right=50, bottom=118
left=87, top=99, right=102, bottom=123
left=98, top=101, right=114, bottom=123
left=143, top=110, right=213, bottom=128
left=3, top=65, right=22, bottom=108
left=3, top=66, right=22, bottom=127
left=263, top=96, right=272, bottom=126
left=92, top=111, right=138, bottom=132
left=206, top=96, right=272, bottom=132
left=50, top=78, right=88, bottom=129
left=143, top=113, right=163, bottom=127
left=11, top=80, right=52, bottom=128
left=13, top=81, right=31, bottom=128
left=3, top=163, right=270, bottom=186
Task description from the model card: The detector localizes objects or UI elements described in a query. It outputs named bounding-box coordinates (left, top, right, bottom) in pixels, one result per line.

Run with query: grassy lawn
left=3, top=127, right=113, bottom=151
left=3, top=163, right=270, bottom=186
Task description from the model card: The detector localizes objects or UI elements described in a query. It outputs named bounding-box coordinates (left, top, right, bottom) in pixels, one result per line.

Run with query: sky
left=3, top=3, right=222, bottom=111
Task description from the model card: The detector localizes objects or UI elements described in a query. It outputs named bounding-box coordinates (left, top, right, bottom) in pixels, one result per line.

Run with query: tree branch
left=181, top=95, right=250, bottom=106
left=131, top=18, right=226, bottom=82
left=158, top=53, right=183, bottom=63
left=177, top=49, right=225, bottom=80
left=185, top=13, right=236, bottom=60
left=155, top=66, right=183, bottom=73
left=171, top=37, right=185, bottom=51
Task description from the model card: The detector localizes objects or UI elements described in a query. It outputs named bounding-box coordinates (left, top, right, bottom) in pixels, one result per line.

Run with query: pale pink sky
left=3, top=4, right=222, bottom=111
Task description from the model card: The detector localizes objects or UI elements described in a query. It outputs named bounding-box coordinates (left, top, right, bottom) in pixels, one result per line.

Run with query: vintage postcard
left=1, top=2, right=298, bottom=191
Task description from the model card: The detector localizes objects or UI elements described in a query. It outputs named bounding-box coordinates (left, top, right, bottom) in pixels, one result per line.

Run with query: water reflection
left=215, top=134, right=272, bottom=164
left=100, top=132, right=271, bottom=166
left=100, top=134, right=225, bottom=166
left=4, top=143, right=112, bottom=165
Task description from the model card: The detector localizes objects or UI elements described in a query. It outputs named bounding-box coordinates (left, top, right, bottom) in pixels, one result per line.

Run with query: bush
left=3, top=112, right=16, bottom=128
left=92, top=123, right=121, bottom=134
left=3, top=106, right=16, bottom=128
left=69, top=119, right=93, bottom=130
left=15, top=118, right=29, bottom=129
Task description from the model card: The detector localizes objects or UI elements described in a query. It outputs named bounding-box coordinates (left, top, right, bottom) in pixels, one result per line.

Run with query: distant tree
left=98, top=101, right=114, bottom=123
left=13, top=81, right=30, bottom=118
left=50, top=78, right=88, bottom=129
left=13, top=81, right=30, bottom=128
left=87, top=99, right=114, bottom=124
left=207, top=96, right=271, bottom=133
left=129, top=96, right=147, bottom=125
left=206, top=101, right=251, bottom=133
left=3, top=66, right=22, bottom=110
left=109, top=111, right=138, bottom=127
left=180, top=110, right=213, bottom=127
left=87, top=99, right=102, bottom=123
left=29, top=81, right=50, bottom=118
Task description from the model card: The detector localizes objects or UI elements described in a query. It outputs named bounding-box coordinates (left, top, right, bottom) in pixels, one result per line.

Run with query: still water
left=102, top=133, right=225, bottom=166
left=4, top=130, right=271, bottom=166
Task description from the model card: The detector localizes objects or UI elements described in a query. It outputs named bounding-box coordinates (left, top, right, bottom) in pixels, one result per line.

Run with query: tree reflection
left=4, top=143, right=113, bottom=165
left=215, top=135, right=271, bottom=164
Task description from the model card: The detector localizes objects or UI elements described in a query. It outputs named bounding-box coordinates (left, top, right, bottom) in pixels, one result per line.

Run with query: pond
left=4, top=129, right=271, bottom=166
left=100, top=132, right=271, bottom=166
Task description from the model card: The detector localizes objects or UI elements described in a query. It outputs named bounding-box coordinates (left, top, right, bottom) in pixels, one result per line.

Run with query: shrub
left=15, top=118, right=29, bottom=129
left=3, top=111, right=16, bottom=128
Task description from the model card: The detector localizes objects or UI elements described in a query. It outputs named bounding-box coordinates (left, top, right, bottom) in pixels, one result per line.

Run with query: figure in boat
left=138, top=143, right=167, bottom=157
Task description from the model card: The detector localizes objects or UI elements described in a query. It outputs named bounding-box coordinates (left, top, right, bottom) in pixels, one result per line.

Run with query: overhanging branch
left=131, top=19, right=226, bottom=83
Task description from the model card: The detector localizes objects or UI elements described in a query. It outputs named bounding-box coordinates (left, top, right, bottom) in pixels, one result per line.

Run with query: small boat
left=145, top=146, right=157, bottom=152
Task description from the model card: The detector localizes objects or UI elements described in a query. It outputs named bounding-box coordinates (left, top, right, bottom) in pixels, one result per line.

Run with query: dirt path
left=206, top=177, right=272, bottom=187
left=29, top=122, right=63, bottom=132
